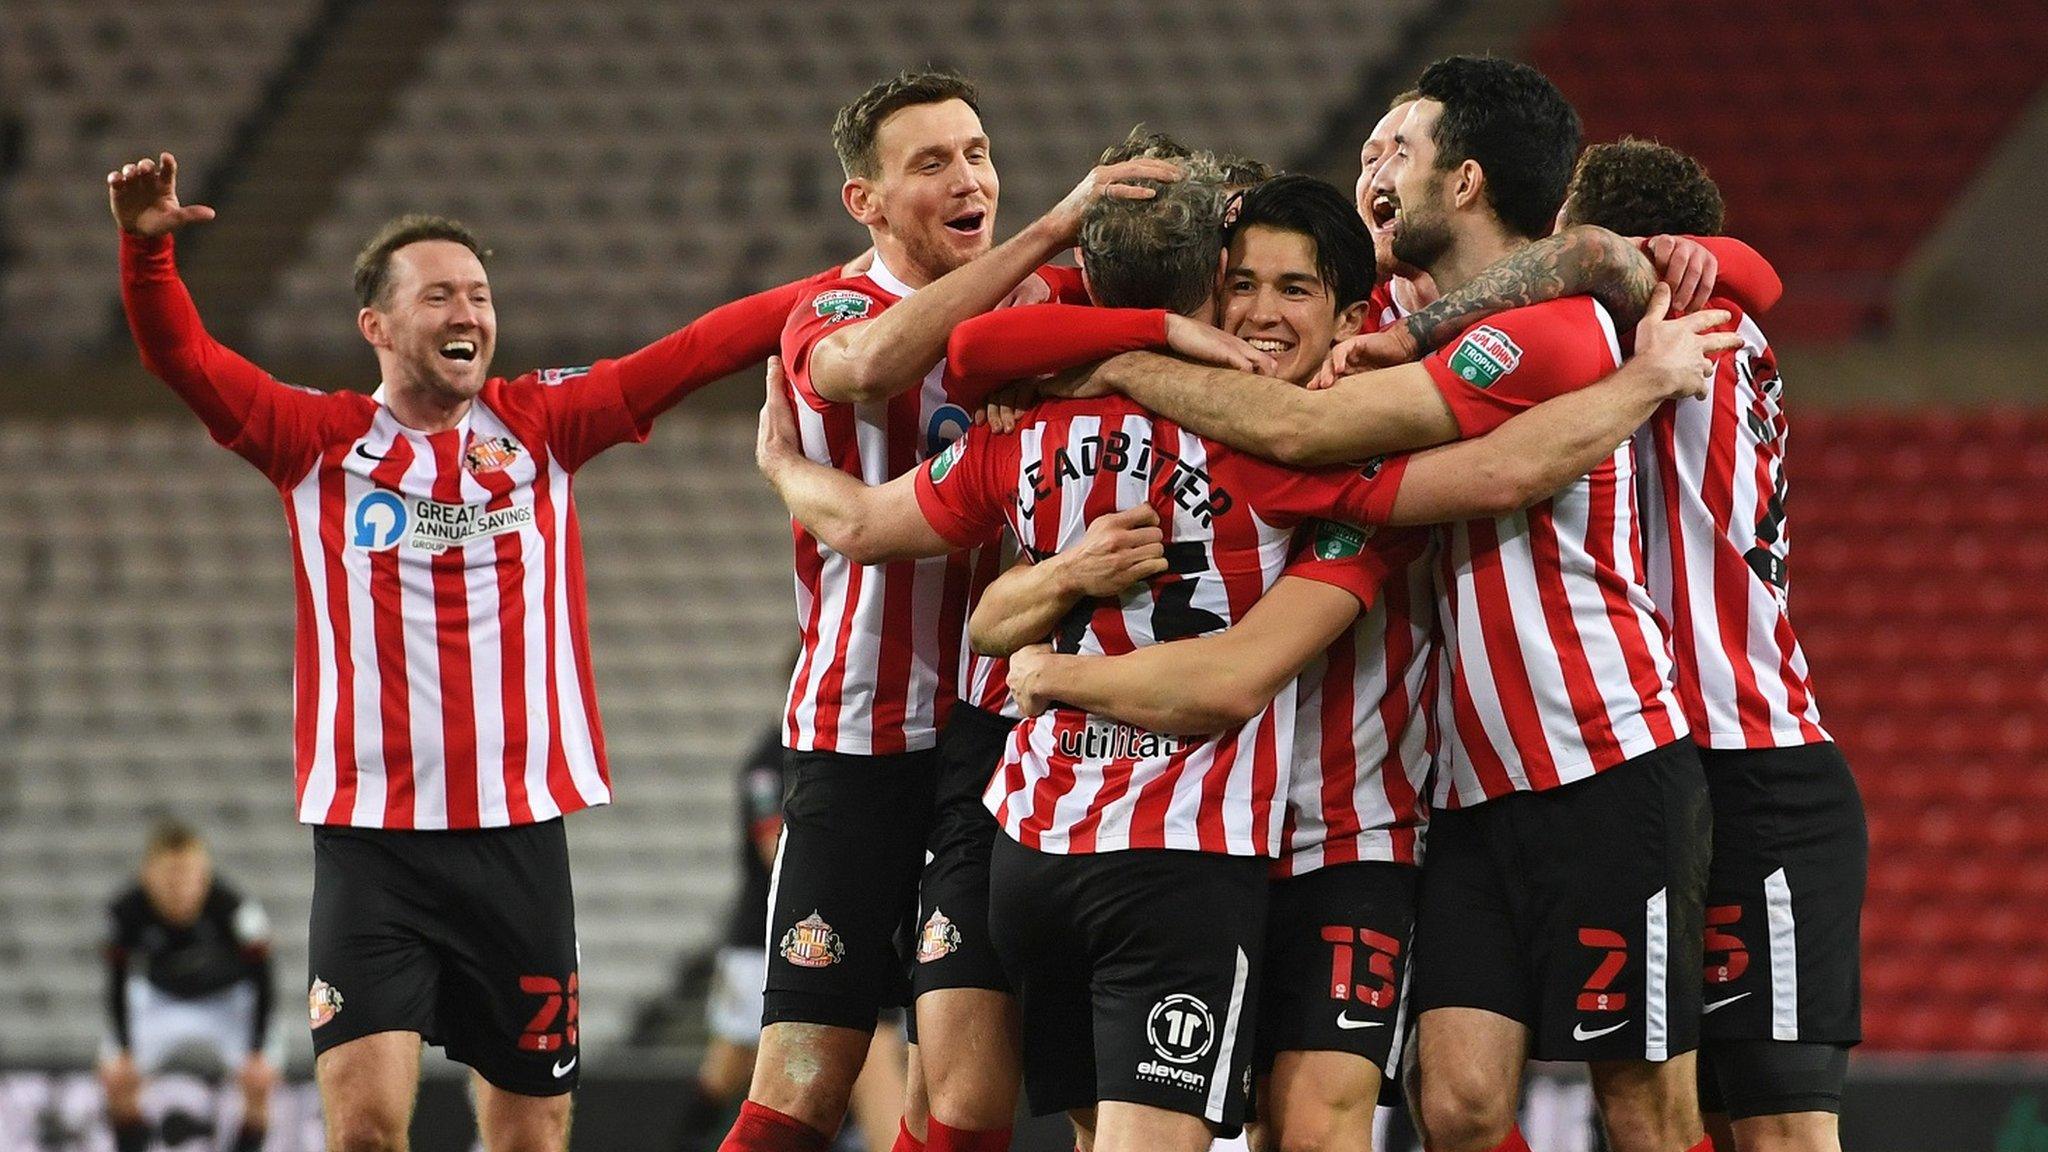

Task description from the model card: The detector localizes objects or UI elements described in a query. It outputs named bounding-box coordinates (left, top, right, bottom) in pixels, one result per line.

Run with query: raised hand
left=1645, top=235, right=1718, bottom=315
left=1631, top=283, right=1741, bottom=402
left=106, top=152, right=216, bottom=237
left=1164, top=315, right=1277, bottom=376
left=1040, top=157, right=1184, bottom=244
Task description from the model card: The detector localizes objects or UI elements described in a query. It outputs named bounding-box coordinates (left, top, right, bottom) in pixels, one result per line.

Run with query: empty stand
left=1531, top=0, right=2048, bottom=339
left=0, top=413, right=795, bottom=1066
left=1793, top=408, right=2048, bottom=1051
left=0, top=0, right=324, bottom=358
left=252, top=0, right=1429, bottom=363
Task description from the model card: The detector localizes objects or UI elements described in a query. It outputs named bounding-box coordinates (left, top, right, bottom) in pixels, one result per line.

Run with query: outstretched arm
left=1006, top=575, right=1362, bottom=734
left=1386, top=285, right=1743, bottom=523
left=808, top=158, right=1182, bottom=404
left=1076, top=354, right=1458, bottom=468
left=610, top=266, right=842, bottom=425
left=755, top=359, right=954, bottom=563
left=967, top=506, right=1168, bottom=657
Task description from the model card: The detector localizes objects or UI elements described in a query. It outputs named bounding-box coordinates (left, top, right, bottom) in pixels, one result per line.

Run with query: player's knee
left=326, top=1117, right=407, bottom=1152
left=1417, top=1069, right=1516, bottom=1152
left=1269, top=1102, right=1370, bottom=1152
left=1730, top=1111, right=1839, bottom=1152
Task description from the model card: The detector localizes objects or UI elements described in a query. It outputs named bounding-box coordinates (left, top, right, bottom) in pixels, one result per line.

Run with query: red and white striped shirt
left=779, top=257, right=992, bottom=752
left=1274, top=525, right=1436, bottom=875
left=122, top=233, right=814, bottom=829
left=1421, top=298, right=1689, bottom=808
left=1634, top=302, right=1827, bottom=748
left=778, top=262, right=1098, bottom=742
left=914, top=398, right=1408, bottom=856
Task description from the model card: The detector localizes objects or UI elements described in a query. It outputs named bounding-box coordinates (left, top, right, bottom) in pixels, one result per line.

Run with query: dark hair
left=1415, top=56, right=1581, bottom=240
left=353, top=214, right=489, bottom=309
left=832, top=69, right=981, bottom=179
left=147, top=818, right=202, bottom=856
left=1098, top=124, right=1197, bottom=166
left=1079, top=153, right=1226, bottom=315
left=1563, top=137, right=1724, bottom=237
left=1224, top=174, right=1375, bottom=309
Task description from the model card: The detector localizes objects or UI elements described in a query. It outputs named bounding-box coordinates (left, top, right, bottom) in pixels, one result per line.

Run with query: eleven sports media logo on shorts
left=1447, top=324, right=1524, bottom=389
left=1137, top=993, right=1216, bottom=1094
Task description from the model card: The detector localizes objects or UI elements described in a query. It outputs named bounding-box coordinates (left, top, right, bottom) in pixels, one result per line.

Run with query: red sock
left=718, top=1101, right=831, bottom=1152
left=893, top=1118, right=927, bottom=1152
left=925, top=1116, right=1012, bottom=1152
left=1686, top=1139, right=1715, bottom=1152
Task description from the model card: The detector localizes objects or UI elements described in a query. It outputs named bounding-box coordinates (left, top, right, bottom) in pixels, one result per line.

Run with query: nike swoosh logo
left=1336, top=1013, right=1386, bottom=1030
left=551, top=1057, right=577, bottom=1078
left=354, top=444, right=390, bottom=462
left=1572, top=1020, right=1630, bottom=1041
left=1704, top=992, right=1752, bottom=1014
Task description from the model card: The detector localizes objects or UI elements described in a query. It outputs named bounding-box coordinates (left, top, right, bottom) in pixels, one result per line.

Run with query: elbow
left=1267, top=424, right=1343, bottom=469
left=1484, top=461, right=1556, bottom=516
left=967, top=617, right=1021, bottom=659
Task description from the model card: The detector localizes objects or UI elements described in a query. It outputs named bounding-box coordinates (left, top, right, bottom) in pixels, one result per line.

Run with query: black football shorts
left=308, top=819, right=581, bottom=1096
left=913, top=703, right=1018, bottom=1003
left=763, top=747, right=936, bottom=1031
left=1409, top=739, right=1712, bottom=1063
left=1257, top=860, right=1420, bottom=1074
left=990, top=837, right=1268, bottom=1135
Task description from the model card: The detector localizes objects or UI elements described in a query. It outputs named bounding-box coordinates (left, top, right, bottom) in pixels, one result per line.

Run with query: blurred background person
left=100, top=820, right=279, bottom=1152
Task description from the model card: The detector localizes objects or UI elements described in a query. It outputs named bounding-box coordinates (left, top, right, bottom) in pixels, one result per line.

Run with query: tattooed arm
left=1313, top=225, right=1657, bottom=386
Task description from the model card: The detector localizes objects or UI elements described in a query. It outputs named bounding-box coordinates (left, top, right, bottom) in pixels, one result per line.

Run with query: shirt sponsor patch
left=1446, top=325, right=1523, bottom=389
left=349, top=490, right=536, bottom=554
left=813, top=289, right=874, bottom=324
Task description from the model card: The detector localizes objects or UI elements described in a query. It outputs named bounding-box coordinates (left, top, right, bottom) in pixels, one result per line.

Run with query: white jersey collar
left=867, top=254, right=919, bottom=299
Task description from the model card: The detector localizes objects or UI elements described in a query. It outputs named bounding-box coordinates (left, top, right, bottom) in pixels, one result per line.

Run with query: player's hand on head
left=1007, top=643, right=1058, bottom=716
left=1063, top=504, right=1169, bottom=596
left=1311, top=327, right=1416, bottom=389
left=998, top=271, right=1055, bottom=311
left=1164, top=315, right=1276, bottom=376
left=106, top=152, right=216, bottom=237
left=980, top=381, right=1039, bottom=435
left=1630, top=283, right=1740, bottom=402
left=1646, top=234, right=1717, bottom=315
left=1044, top=157, right=1185, bottom=242
left=756, top=356, right=803, bottom=474
left=1036, top=359, right=1116, bottom=402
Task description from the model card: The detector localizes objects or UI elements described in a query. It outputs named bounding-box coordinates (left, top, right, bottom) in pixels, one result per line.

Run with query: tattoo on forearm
left=1402, top=226, right=1656, bottom=353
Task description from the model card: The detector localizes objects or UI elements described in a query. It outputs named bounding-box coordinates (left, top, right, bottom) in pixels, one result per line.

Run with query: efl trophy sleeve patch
left=1445, top=325, right=1523, bottom=389
left=1310, top=519, right=1375, bottom=560
left=813, top=289, right=874, bottom=324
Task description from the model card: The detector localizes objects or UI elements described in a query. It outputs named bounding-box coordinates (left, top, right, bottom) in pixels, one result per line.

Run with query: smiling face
left=1221, top=224, right=1365, bottom=386
left=1371, top=99, right=1459, bottom=275
left=847, top=98, right=999, bottom=284
left=360, top=239, right=496, bottom=402
left=1357, top=99, right=1415, bottom=278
